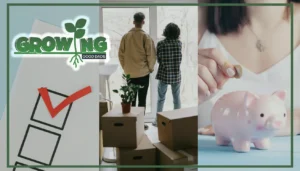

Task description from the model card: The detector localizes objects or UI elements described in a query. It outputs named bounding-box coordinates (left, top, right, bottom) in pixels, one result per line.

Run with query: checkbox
left=13, top=162, right=44, bottom=171
left=31, top=88, right=72, bottom=130
left=18, top=125, right=61, bottom=165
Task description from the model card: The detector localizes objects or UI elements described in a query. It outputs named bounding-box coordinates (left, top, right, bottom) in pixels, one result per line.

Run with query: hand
left=198, top=48, right=236, bottom=104
left=198, top=125, right=215, bottom=136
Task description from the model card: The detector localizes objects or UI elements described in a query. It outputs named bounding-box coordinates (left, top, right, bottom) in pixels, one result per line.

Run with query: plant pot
left=121, top=103, right=131, bottom=114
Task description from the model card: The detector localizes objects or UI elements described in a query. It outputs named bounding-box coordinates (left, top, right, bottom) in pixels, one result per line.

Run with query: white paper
left=1, top=19, right=99, bottom=171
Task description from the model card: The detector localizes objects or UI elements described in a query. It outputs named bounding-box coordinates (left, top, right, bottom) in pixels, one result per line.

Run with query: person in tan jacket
left=118, top=12, right=156, bottom=130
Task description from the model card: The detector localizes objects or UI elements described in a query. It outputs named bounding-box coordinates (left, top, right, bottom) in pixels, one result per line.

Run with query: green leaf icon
left=75, top=18, right=87, bottom=28
left=65, top=23, right=76, bottom=33
left=75, top=29, right=85, bottom=38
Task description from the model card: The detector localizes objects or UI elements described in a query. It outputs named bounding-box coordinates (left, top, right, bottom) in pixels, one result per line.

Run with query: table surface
left=198, top=135, right=300, bottom=170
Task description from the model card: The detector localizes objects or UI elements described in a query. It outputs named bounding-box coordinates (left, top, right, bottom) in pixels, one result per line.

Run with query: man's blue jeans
left=157, top=80, right=181, bottom=113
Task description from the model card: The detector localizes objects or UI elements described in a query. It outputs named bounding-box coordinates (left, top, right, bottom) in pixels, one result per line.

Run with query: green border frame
left=6, top=2, right=294, bottom=169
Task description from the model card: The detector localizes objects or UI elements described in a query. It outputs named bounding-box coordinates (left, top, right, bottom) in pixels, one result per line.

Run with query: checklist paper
left=1, top=20, right=99, bottom=171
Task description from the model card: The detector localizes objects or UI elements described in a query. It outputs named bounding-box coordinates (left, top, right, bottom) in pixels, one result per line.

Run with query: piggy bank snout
left=273, top=121, right=282, bottom=128
left=265, top=116, right=284, bottom=130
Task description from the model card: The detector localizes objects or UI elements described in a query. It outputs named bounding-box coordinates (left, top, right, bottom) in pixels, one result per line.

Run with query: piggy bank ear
left=243, top=92, right=259, bottom=108
left=272, top=90, right=286, bottom=101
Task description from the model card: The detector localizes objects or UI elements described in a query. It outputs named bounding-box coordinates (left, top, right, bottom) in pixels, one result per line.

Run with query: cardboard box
left=154, top=142, right=197, bottom=171
left=116, top=134, right=156, bottom=171
left=99, top=100, right=109, bottom=130
left=157, top=107, right=198, bottom=150
left=99, top=130, right=104, bottom=164
left=102, top=107, right=144, bottom=148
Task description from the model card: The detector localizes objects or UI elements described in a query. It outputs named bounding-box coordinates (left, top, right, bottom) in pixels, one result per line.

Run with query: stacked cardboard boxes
left=102, top=107, right=156, bottom=170
left=100, top=105, right=198, bottom=170
left=156, top=107, right=198, bottom=171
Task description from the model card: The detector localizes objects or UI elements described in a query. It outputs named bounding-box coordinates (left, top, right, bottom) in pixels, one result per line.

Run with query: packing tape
left=177, top=150, right=194, bottom=162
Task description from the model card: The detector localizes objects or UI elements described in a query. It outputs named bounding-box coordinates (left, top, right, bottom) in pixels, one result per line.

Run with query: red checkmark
left=38, top=86, right=92, bottom=118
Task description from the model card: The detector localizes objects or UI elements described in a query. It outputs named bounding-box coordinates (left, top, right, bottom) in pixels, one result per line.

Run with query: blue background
left=198, top=135, right=300, bottom=171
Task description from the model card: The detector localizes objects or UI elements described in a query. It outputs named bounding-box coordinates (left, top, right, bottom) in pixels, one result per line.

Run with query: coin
left=234, top=65, right=242, bottom=78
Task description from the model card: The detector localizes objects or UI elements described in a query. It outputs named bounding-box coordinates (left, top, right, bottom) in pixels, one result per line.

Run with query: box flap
left=154, top=143, right=197, bottom=162
left=135, top=111, right=145, bottom=147
left=153, top=143, right=185, bottom=160
left=136, top=134, right=155, bottom=150
left=103, top=107, right=144, bottom=118
left=157, top=107, right=197, bottom=120
left=120, top=134, right=155, bottom=152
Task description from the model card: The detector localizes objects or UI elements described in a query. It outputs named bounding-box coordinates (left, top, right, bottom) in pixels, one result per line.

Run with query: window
left=101, top=6, right=197, bottom=119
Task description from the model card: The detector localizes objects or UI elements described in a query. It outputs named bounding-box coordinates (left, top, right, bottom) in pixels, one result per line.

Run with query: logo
left=12, top=16, right=110, bottom=71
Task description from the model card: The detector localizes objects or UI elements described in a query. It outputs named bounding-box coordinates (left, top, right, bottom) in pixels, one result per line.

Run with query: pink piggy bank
left=211, top=90, right=287, bottom=152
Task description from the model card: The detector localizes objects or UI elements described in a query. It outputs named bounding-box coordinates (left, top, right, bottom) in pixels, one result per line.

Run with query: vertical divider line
left=290, top=2, right=294, bottom=167
left=99, top=3, right=107, bottom=100
left=6, top=3, right=10, bottom=168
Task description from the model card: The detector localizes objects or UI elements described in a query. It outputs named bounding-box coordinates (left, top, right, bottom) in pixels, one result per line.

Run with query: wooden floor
left=100, top=123, right=159, bottom=171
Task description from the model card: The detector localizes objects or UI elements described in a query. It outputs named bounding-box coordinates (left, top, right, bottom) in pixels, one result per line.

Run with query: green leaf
left=120, top=86, right=128, bottom=92
left=117, top=73, right=139, bottom=102
left=65, top=23, right=76, bottom=33
left=75, top=29, right=85, bottom=38
left=75, top=18, right=87, bottom=28
left=112, top=90, right=118, bottom=93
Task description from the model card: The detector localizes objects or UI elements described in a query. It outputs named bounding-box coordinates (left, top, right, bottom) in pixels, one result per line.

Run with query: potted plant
left=113, top=74, right=143, bottom=114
